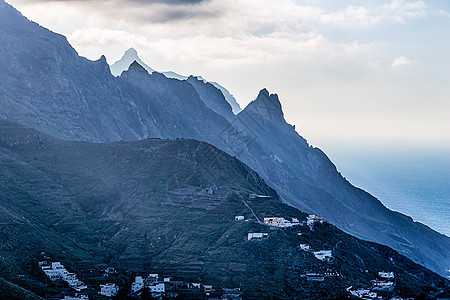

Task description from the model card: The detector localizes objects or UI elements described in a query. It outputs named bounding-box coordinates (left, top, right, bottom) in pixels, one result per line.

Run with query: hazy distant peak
left=110, top=48, right=154, bottom=76
left=124, top=47, right=138, bottom=56
left=110, top=49, right=242, bottom=114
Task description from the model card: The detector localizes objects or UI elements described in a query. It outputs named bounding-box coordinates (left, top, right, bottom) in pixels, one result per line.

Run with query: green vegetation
left=0, top=120, right=448, bottom=299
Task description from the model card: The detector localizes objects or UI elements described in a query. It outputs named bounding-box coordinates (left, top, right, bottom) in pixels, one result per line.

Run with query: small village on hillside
left=34, top=193, right=408, bottom=300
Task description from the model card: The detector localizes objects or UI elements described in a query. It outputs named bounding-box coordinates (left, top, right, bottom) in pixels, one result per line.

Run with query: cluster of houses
left=371, top=272, right=395, bottom=290
left=131, top=274, right=168, bottom=296
left=347, top=271, right=395, bottom=299
left=38, top=255, right=122, bottom=299
left=347, top=287, right=381, bottom=300
left=129, top=273, right=241, bottom=299
left=61, top=294, right=89, bottom=300
left=263, top=217, right=301, bottom=227
left=39, top=261, right=87, bottom=292
left=99, top=283, right=119, bottom=297
left=306, top=215, right=324, bottom=229
left=244, top=214, right=324, bottom=241
left=299, top=243, right=333, bottom=262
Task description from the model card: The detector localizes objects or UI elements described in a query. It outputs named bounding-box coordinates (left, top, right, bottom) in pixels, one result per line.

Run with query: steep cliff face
left=234, top=89, right=450, bottom=276
left=186, top=75, right=236, bottom=121
left=0, top=0, right=448, bottom=277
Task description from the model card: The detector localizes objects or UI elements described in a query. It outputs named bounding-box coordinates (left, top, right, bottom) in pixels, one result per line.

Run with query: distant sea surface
left=326, top=146, right=450, bottom=237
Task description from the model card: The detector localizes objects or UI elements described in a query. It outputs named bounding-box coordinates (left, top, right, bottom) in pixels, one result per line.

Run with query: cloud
left=438, top=9, right=450, bottom=17
left=382, top=0, right=426, bottom=23
left=16, top=0, right=207, bottom=4
left=133, top=0, right=207, bottom=4
left=10, top=0, right=215, bottom=23
left=391, top=56, right=413, bottom=68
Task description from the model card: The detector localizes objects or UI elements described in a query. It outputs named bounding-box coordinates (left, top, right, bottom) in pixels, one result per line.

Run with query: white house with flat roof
left=132, top=276, right=144, bottom=293
left=313, top=250, right=332, bottom=261
left=299, top=244, right=311, bottom=251
left=148, top=282, right=165, bottom=293
left=100, top=283, right=119, bottom=297
left=264, top=217, right=292, bottom=227
left=378, top=271, right=394, bottom=279
left=248, top=232, right=269, bottom=240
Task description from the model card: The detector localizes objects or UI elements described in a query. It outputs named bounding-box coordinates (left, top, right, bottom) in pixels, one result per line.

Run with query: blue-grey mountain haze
left=1, top=0, right=449, bottom=277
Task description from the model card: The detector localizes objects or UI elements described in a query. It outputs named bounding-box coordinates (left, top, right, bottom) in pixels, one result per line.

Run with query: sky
left=6, top=0, right=450, bottom=153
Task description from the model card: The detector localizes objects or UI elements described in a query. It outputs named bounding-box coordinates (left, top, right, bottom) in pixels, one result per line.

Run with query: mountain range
left=110, top=48, right=242, bottom=114
left=0, top=0, right=448, bottom=290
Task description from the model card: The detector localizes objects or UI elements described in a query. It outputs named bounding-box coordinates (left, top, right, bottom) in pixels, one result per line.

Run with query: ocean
left=324, top=146, right=450, bottom=237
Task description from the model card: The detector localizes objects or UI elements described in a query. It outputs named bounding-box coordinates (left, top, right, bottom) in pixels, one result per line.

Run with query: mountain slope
left=234, top=89, right=450, bottom=275
left=186, top=75, right=235, bottom=121
left=0, top=119, right=448, bottom=299
left=0, top=0, right=448, bottom=277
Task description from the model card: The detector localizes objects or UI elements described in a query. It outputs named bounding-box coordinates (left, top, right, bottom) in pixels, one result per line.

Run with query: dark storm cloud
left=135, top=0, right=207, bottom=4
left=6, top=0, right=217, bottom=24
left=27, top=0, right=208, bottom=4
left=17, top=0, right=215, bottom=22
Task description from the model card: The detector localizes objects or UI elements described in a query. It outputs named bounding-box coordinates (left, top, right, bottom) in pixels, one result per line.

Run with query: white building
left=41, top=262, right=88, bottom=291
left=372, top=280, right=394, bottom=289
left=264, top=217, right=292, bottom=227
left=131, top=276, right=144, bottom=293
left=378, top=271, right=394, bottom=279
left=105, top=267, right=118, bottom=275
left=247, top=233, right=269, bottom=240
left=313, top=250, right=332, bottom=261
left=299, top=244, right=311, bottom=251
left=99, top=283, right=119, bottom=297
left=38, top=261, right=48, bottom=267
left=147, top=274, right=159, bottom=280
left=70, top=281, right=87, bottom=292
left=307, top=215, right=324, bottom=228
left=305, top=273, right=324, bottom=282
left=349, top=288, right=378, bottom=299
left=65, top=273, right=77, bottom=281
left=204, top=285, right=213, bottom=296
left=63, top=294, right=88, bottom=300
left=190, top=283, right=201, bottom=289
left=235, top=216, right=245, bottom=221
left=148, top=282, right=165, bottom=293
left=43, top=268, right=62, bottom=281
left=41, top=262, right=67, bottom=282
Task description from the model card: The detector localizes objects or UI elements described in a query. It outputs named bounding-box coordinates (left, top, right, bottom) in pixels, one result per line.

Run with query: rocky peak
left=242, top=88, right=284, bottom=122
left=127, top=60, right=149, bottom=74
